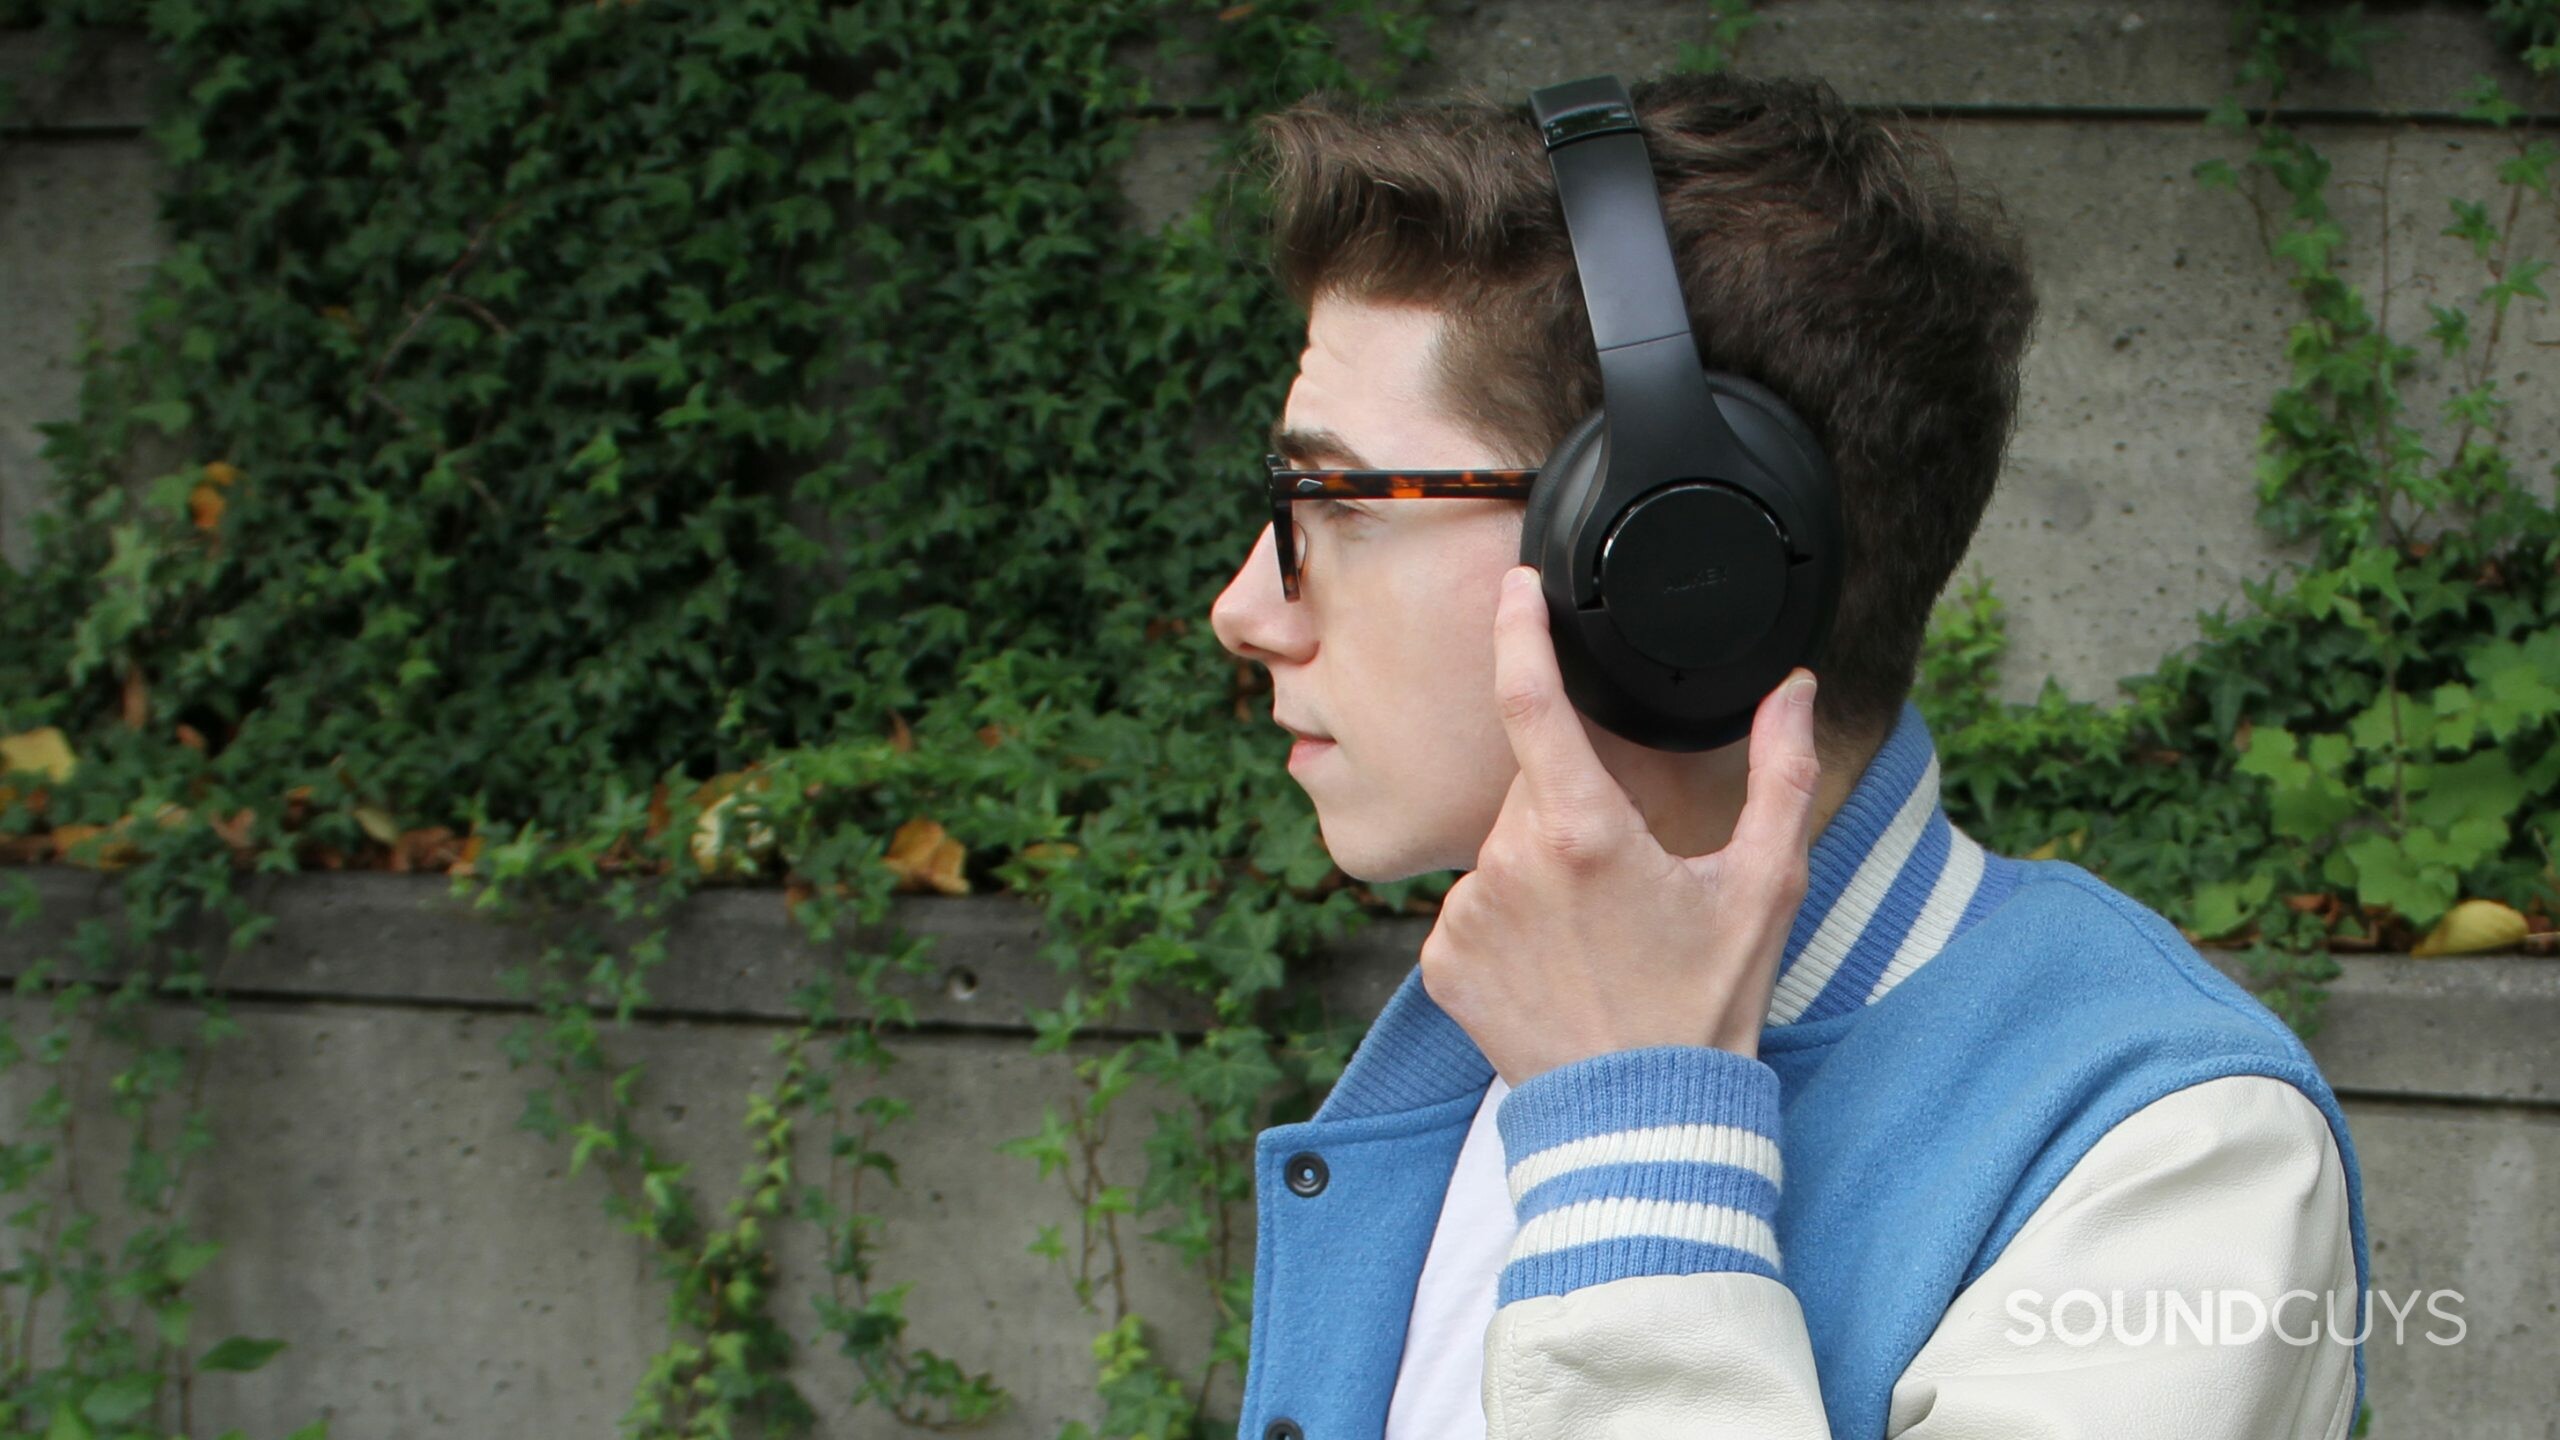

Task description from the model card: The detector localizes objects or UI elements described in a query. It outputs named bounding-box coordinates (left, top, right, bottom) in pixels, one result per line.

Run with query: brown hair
left=1251, top=72, right=2037, bottom=751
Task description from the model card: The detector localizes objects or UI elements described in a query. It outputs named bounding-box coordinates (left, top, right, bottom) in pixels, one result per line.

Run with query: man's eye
left=1310, top=497, right=1366, bottom=521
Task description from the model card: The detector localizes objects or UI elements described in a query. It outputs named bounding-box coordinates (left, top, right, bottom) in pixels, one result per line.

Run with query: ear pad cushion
left=1703, top=370, right=1829, bottom=504
left=1520, top=409, right=1606, bottom=565
left=1521, top=381, right=1825, bottom=567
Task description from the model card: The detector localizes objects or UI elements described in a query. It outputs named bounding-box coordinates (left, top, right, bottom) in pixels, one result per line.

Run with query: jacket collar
left=1314, top=702, right=2010, bottom=1123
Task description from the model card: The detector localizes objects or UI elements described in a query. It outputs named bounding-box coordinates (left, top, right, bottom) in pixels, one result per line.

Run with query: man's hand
left=1418, top=564, right=1823, bottom=1083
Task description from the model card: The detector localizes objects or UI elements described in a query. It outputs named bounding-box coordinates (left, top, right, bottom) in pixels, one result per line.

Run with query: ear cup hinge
left=1529, top=75, right=1643, bottom=147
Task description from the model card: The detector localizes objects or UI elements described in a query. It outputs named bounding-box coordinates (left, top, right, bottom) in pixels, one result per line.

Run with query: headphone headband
left=1527, top=77, right=1692, bottom=354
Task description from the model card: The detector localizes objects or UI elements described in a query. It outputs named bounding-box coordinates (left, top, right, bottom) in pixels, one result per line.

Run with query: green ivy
left=0, top=3, right=2550, bottom=1438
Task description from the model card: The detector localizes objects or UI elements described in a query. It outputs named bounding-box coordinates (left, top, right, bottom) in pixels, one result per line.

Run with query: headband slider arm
left=1529, top=76, right=1642, bottom=150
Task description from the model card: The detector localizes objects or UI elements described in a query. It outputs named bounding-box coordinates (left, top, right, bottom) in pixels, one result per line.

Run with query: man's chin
left=1314, top=816, right=1460, bottom=885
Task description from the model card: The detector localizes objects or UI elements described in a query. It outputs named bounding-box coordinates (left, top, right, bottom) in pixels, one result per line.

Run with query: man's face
left=1209, top=294, right=1527, bottom=882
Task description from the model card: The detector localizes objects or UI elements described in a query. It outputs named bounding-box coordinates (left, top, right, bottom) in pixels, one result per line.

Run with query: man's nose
left=1211, top=523, right=1314, bottom=666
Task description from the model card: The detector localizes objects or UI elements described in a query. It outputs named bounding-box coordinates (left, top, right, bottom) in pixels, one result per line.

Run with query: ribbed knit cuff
left=1492, top=1045, right=1784, bottom=1304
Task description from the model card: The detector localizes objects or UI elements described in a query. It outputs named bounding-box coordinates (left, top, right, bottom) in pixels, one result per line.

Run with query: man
left=1206, top=72, right=2367, bottom=1439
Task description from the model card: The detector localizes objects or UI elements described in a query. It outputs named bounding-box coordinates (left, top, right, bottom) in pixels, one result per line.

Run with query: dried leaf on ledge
left=885, top=817, right=969, bottom=895
left=2412, top=899, right=2530, bottom=958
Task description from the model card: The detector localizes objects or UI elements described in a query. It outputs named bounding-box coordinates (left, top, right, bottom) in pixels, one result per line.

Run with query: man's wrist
left=1491, top=1044, right=1785, bottom=1304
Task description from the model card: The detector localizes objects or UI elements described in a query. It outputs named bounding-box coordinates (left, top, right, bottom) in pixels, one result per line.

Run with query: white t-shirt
left=1381, top=1071, right=1513, bottom=1440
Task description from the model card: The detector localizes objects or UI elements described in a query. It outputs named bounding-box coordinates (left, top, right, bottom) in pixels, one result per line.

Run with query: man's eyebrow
left=1268, top=423, right=1373, bottom=470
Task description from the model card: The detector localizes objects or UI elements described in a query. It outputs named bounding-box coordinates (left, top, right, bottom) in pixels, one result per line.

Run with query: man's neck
left=1589, top=722, right=1878, bottom=861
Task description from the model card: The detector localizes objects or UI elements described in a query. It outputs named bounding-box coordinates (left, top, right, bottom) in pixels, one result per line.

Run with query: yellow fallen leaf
left=886, top=817, right=944, bottom=865
left=354, top=805, right=401, bottom=846
left=2411, top=899, right=2529, bottom=957
left=1, top=728, right=76, bottom=782
left=884, top=817, right=969, bottom=895
left=53, top=823, right=132, bottom=870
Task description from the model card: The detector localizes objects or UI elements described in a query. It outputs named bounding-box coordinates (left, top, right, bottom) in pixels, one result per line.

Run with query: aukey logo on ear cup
left=1665, top=566, right=1729, bottom=593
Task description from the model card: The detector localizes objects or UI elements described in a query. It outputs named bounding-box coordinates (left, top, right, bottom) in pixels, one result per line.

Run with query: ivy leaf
left=2444, top=198, right=2498, bottom=260
left=2459, top=76, right=2523, bottom=127
left=130, top=398, right=193, bottom=434
left=2408, top=750, right=2527, bottom=831
left=995, top=1105, right=1073, bottom=1181
left=2191, top=872, right=2274, bottom=939
left=154, top=1298, right=194, bottom=1348
left=2427, top=682, right=2481, bottom=749
left=2345, top=691, right=2406, bottom=753
left=2485, top=255, right=2551, bottom=312
left=2236, top=725, right=2360, bottom=841
left=44, top=1403, right=94, bottom=1440
left=2423, top=300, right=2471, bottom=357
left=2496, top=139, right=2558, bottom=199
left=2341, top=831, right=2458, bottom=928
left=166, top=1238, right=225, bottom=1282
left=78, top=1378, right=156, bottom=1426
left=2465, top=632, right=2560, bottom=740
left=200, top=1335, right=289, bottom=1372
left=2271, top=221, right=2343, bottom=276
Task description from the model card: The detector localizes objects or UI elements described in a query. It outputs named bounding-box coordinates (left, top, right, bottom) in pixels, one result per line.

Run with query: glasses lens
left=1274, top=501, right=1308, bottom=600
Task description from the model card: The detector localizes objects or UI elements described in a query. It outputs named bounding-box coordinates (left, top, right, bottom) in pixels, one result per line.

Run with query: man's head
left=1209, top=72, right=2037, bottom=881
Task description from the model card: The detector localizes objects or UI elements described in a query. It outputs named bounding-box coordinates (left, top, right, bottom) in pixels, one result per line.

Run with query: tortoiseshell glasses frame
left=1262, top=453, right=1540, bottom=601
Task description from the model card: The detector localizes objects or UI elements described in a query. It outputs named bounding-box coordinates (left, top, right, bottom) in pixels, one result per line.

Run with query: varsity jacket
left=1237, top=703, right=2370, bottom=1439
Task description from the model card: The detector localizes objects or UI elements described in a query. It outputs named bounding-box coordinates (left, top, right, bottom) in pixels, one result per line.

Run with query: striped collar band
left=1313, top=701, right=2019, bottom=1123
left=1767, top=699, right=2017, bottom=1025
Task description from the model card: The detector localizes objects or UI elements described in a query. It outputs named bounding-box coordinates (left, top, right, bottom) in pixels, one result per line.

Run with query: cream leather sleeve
left=1479, top=1075, right=2356, bottom=1440
left=1886, top=1074, right=2359, bottom=1439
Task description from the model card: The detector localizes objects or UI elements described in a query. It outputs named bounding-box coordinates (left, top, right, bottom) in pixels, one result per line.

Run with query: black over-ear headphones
left=1519, top=75, right=1842, bottom=752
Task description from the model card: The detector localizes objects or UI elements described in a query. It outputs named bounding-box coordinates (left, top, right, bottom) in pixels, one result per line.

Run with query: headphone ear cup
left=1705, top=370, right=1829, bottom=496
left=1520, top=409, right=1606, bottom=566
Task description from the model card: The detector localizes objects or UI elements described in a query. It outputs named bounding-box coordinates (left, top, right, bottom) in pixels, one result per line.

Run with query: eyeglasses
left=1262, top=453, right=1540, bottom=601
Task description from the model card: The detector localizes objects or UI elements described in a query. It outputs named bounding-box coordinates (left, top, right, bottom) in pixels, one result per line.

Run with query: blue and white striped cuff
left=1492, top=1045, right=1784, bottom=1304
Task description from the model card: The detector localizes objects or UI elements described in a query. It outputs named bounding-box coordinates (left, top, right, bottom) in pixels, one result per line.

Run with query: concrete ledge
left=5, top=865, right=2553, bottom=1437
left=4, top=866, right=2550, bottom=1107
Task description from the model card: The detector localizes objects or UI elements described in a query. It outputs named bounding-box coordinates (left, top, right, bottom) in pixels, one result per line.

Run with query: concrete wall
left=2, top=868, right=2555, bottom=1438
left=6, top=6, right=2560, bottom=1438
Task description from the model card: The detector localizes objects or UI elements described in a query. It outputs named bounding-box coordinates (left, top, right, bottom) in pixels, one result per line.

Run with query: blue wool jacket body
left=1235, top=704, right=2370, bottom=1440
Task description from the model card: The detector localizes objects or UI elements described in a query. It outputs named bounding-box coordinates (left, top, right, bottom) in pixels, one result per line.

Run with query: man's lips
left=1284, top=732, right=1335, bottom=773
